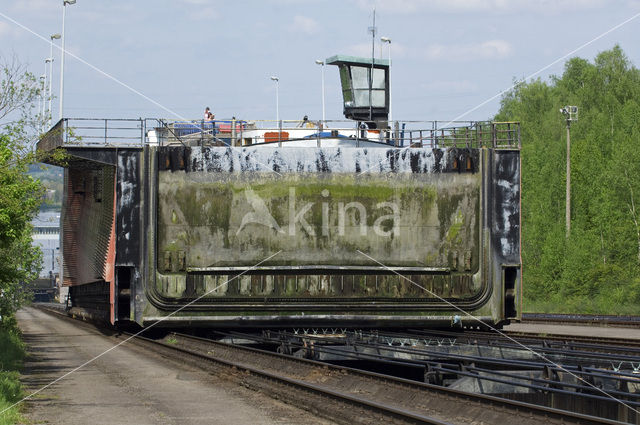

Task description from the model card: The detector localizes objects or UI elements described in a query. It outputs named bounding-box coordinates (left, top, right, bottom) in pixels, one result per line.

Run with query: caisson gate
left=37, top=55, right=521, bottom=329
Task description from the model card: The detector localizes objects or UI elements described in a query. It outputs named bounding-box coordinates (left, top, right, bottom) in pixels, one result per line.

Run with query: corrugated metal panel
left=62, top=166, right=116, bottom=286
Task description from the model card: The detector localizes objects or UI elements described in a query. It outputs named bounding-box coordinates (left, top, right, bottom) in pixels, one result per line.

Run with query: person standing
left=204, top=106, right=214, bottom=121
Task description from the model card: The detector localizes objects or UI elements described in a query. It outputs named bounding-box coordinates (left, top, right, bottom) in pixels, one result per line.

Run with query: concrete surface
left=504, top=322, right=640, bottom=339
left=17, top=307, right=334, bottom=425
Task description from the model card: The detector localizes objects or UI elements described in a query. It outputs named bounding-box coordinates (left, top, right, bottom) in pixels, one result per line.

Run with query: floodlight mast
left=315, top=60, right=325, bottom=123
left=270, top=76, right=279, bottom=125
left=49, top=34, right=61, bottom=128
left=560, top=105, right=578, bottom=238
left=381, top=37, right=391, bottom=122
left=367, top=8, right=376, bottom=122
left=59, top=0, right=76, bottom=121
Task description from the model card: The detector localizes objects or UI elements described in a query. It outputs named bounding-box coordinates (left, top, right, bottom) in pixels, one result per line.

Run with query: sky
left=1, top=0, right=640, bottom=126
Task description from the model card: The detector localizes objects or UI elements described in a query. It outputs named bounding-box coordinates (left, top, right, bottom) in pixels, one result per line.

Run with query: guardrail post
left=104, top=119, right=108, bottom=144
left=231, top=117, right=237, bottom=147
left=393, top=121, right=399, bottom=147
left=200, top=120, right=204, bottom=147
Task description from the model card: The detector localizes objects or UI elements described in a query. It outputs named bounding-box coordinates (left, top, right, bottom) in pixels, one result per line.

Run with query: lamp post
left=380, top=36, right=392, bottom=123
left=270, top=76, right=279, bottom=125
left=560, top=106, right=578, bottom=239
left=59, top=0, right=76, bottom=122
left=39, top=74, right=46, bottom=133
left=44, top=58, right=52, bottom=128
left=49, top=34, right=60, bottom=127
left=315, top=60, right=325, bottom=123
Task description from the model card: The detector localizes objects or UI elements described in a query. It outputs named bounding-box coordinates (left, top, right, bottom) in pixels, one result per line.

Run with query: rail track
left=144, top=330, right=628, bottom=425
left=216, top=328, right=640, bottom=423
left=522, top=313, right=640, bottom=328
left=405, top=327, right=640, bottom=356
left=35, top=304, right=630, bottom=425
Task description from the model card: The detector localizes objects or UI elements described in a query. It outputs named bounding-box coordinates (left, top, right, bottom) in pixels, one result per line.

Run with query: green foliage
left=497, top=45, right=640, bottom=314
left=28, top=163, right=64, bottom=210
left=0, top=324, right=24, bottom=372
left=0, top=134, right=43, bottom=325
left=0, top=55, right=45, bottom=326
left=0, top=325, right=25, bottom=424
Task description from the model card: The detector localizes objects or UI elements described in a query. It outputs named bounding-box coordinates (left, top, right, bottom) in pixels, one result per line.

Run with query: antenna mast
left=368, top=8, right=376, bottom=122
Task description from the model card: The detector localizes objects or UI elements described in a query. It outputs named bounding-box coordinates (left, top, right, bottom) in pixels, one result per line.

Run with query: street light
left=560, top=105, right=578, bottom=239
left=44, top=58, right=52, bottom=128
left=270, top=76, right=279, bottom=125
left=315, top=59, right=325, bottom=123
left=380, top=36, right=392, bottom=122
left=59, top=0, right=76, bottom=121
left=39, top=74, right=46, bottom=133
left=49, top=33, right=60, bottom=128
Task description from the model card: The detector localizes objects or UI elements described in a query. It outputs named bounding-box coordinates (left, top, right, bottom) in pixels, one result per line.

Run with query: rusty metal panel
left=62, top=165, right=116, bottom=286
left=36, top=119, right=63, bottom=153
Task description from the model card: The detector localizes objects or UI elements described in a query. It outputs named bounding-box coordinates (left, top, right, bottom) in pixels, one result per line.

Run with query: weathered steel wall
left=116, top=150, right=141, bottom=266
left=153, top=146, right=484, bottom=302
left=491, top=150, right=520, bottom=263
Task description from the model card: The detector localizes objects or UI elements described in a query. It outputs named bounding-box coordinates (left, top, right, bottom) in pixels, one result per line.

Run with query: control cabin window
left=341, top=65, right=386, bottom=109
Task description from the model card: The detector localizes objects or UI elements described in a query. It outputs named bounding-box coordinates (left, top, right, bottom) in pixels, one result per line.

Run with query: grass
left=0, top=324, right=26, bottom=425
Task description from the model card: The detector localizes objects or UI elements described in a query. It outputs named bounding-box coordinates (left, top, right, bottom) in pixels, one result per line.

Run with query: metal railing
left=37, top=118, right=150, bottom=151
left=36, top=118, right=521, bottom=152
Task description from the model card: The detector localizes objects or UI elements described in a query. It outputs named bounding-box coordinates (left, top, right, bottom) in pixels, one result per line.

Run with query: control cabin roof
left=325, top=55, right=389, bottom=68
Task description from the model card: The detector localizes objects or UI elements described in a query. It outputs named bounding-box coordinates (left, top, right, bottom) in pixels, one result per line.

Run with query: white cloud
left=345, top=43, right=376, bottom=57
left=421, top=80, right=479, bottom=94
left=425, top=39, right=512, bottom=62
left=187, top=9, right=219, bottom=20
left=180, top=0, right=211, bottom=5
left=176, top=0, right=220, bottom=20
left=10, top=0, right=57, bottom=13
left=0, top=21, right=11, bottom=37
left=345, top=41, right=408, bottom=59
left=353, top=0, right=608, bottom=14
left=0, top=20, right=21, bottom=40
left=289, top=15, right=319, bottom=35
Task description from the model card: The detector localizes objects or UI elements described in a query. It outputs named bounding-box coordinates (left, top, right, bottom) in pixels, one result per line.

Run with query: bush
left=0, top=326, right=25, bottom=424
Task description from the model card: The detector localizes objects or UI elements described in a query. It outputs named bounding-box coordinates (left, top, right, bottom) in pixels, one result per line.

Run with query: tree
left=496, top=45, right=640, bottom=313
left=0, top=55, right=44, bottom=326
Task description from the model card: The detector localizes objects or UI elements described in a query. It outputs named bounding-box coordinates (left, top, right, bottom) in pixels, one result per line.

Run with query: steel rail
left=375, top=331, right=640, bottom=365
left=126, top=333, right=454, bottom=425
left=405, top=328, right=640, bottom=354
left=35, top=306, right=453, bottom=424
left=522, top=313, right=640, bottom=328
left=219, top=330, right=640, bottom=407
left=240, top=329, right=636, bottom=374
left=164, top=331, right=623, bottom=425
left=302, top=330, right=640, bottom=385
left=34, top=305, right=628, bottom=424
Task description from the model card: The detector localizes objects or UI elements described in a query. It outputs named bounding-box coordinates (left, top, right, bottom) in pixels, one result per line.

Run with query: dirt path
left=17, top=307, right=334, bottom=425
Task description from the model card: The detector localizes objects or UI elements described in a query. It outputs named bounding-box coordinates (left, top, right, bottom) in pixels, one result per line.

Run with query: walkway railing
left=36, top=118, right=521, bottom=152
